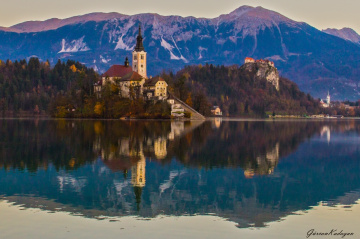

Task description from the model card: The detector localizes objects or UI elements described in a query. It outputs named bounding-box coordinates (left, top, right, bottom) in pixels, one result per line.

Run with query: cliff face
left=242, top=62, right=280, bottom=90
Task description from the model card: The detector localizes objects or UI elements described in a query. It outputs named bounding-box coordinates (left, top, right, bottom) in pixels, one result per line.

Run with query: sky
left=0, top=0, right=359, bottom=33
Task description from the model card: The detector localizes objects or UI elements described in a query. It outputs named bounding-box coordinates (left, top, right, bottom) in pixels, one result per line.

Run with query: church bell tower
left=132, top=24, right=147, bottom=79
left=326, top=91, right=331, bottom=105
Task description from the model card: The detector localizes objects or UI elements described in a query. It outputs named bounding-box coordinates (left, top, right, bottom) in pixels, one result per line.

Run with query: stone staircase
left=168, top=93, right=206, bottom=120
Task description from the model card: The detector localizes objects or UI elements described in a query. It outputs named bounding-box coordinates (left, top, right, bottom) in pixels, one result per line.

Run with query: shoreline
left=2, top=116, right=360, bottom=121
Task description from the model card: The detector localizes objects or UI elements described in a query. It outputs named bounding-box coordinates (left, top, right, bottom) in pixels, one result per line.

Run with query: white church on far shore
left=320, top=91, right=331, bottom=108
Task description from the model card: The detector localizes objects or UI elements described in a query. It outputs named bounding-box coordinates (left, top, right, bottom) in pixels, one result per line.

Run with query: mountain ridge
left=1, top=6, right=298, bottom=33
left=323, top=27, right=360, bottom=44
left=1, top=5, right=360, bottom=100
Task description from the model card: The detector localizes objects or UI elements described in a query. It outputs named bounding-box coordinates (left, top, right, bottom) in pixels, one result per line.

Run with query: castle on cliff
left=245, top=57, right=275, bottom=67
left=244, top=57, right=279, bottom=91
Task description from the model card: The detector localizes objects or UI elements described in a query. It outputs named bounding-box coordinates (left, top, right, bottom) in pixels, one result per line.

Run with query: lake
left=0, top=118, right=359, bottom=239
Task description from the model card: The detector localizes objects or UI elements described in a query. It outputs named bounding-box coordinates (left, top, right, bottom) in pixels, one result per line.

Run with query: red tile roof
left=120, top=71, right=144, bottom=82
left=143, top=76, right=166, bottom=86
left=102, top=65, right=133, bottom=78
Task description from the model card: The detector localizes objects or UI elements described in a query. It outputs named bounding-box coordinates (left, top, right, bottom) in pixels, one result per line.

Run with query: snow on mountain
left=115, top=36, right=134, bottom=51
left=100, top=55, right=111, bottom=63
left=161, top=37, right=187, bottom=62
left=198, top=47, right=207, bottom=59
left=323, top=28, right=360, bottom=44
left=58, top=36, right=90, bottom=53
left=1, top=6, right=360, bottom=100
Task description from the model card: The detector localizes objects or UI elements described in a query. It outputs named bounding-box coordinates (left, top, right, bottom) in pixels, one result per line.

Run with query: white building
left=320, top=91, right=331, bottom=108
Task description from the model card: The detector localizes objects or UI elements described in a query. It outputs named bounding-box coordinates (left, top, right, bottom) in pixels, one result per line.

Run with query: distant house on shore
left=211, top=106, right=222, bottom=116
left=320, top=91, right=331, bottom=108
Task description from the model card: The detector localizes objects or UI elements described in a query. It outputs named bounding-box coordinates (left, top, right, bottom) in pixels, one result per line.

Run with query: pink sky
left=0, top=0, right=359, bottom=33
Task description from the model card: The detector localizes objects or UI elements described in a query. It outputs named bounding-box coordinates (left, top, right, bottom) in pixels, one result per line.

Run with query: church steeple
left=124, top=57, right=129, bottom=67
left=134, top=24, right=145, bottom=52
left=132, top=23, right=147, bottom=78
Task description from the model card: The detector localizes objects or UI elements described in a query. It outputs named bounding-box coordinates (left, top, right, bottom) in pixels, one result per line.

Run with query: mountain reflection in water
left=0, top=119, right=360, bottom=228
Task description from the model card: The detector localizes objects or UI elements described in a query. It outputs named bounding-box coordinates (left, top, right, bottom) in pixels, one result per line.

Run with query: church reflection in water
left=1, top=119, right=360, bottom=228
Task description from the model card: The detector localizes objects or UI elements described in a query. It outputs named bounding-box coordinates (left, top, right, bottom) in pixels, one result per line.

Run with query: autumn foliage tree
left=163, top=64, right=322, bottom=117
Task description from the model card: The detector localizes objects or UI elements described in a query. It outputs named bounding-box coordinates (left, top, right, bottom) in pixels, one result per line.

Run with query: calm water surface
left=0, top=119, right=359, bottom=239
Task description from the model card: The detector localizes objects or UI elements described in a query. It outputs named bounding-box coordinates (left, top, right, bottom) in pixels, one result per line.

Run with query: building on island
left=143, top=76, right=168, bottom=100
left=94, top=24, right=167, bottom=101
left=92, top=24, right=204, bottom=119
left=132, top=25, right=147, bottom=79
left=100, top=59, right=145, bottom=98
left=211, top=106, right=222, bottom=116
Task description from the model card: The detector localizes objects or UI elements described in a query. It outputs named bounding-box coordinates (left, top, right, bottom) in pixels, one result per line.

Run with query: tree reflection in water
left=0, top=119, right=360, bottom=228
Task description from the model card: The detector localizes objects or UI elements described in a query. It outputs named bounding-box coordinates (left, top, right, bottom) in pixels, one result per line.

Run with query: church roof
left=102, top=65, right=133, bottom=78
left=120, top=71, right=144, bottom=82
left=143, top=76, right=166, bottom=86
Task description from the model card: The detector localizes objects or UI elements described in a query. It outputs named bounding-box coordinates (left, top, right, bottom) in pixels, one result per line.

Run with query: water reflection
left=0, top=119, right=360, bottom=229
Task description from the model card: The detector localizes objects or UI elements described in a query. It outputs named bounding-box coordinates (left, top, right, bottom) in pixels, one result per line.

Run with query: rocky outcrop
left=242, top=61, right=280, bottom=90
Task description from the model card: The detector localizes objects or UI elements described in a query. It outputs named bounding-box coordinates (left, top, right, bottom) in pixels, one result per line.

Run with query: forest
left=161, top=64, right=322, bottom=117
left=0, top=57, right=96, bottom=116
left=1, top=57, right=359, bottom=118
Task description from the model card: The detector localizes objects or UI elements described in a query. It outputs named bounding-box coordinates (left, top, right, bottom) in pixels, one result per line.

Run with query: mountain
left=5, top=12, right=125, bottom=33
left=323, top=28, right=360, bottom=44
left=1, top=6, right=360, bottom=100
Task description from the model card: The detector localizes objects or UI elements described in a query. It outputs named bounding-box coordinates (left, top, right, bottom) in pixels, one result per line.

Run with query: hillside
left=1, top=6, right=360, bottom=100
left=163, top=63, right=321, bottom=116
left=0, top=58, right=97, bottom=115
left=0, top=57, right=322, bottom=118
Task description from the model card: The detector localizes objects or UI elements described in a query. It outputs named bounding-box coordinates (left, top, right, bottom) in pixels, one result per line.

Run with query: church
left=320, top=91, right=331, bottom=108
left=94, top=24, right=168, bottom=100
